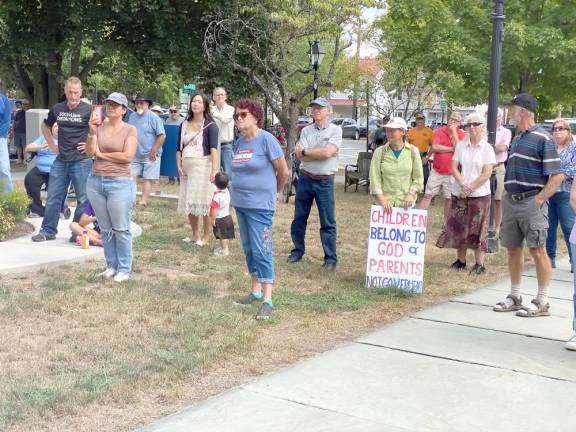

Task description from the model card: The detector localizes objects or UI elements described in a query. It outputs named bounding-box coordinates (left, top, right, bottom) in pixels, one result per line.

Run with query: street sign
left=182, top=84, right=196, bottom=94
left=439, top=99, right=447, bottom=111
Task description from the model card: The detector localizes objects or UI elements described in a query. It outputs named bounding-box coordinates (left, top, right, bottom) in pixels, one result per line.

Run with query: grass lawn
left=0, top=178, right=529, bottom=431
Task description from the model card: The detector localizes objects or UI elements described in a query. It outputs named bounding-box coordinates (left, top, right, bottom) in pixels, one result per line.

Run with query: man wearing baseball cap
left=287, top=97, right=342, bottom=270
left=407, top=113, right=433, bottom=186
left=493, top=93, right=563, bottom=319
left=128, top=92, right=165, bottom=206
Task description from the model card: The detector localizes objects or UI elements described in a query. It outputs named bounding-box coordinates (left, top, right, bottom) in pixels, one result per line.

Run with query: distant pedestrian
left=129, top=93, right=165, bottom=207
left=165, top=106, right=184, bottom=185
left=176, top=92, right=219, bottom=246
left=407, top=113, right=433, bottom=186
left=210, top=172, right=235, bottom=257
left=12, top=99, right=30, bottom=164
left=493, top=109, right=512, bottom=236
left=493, top=94, right=563, bottom=317
left=231, top=99, right=288, bottom=320
left=436, top=113, right=495, bottom=275
left=370, top=116, right=388, bottom=150
left=547, top=118, right=576, bottom=268
left=32, top=76, right=92, bottom=242
left=369, top=117, right=423, bottom=212
left=150, top=104, right=163, bottom=116
left=419, top=111, right=465, bottom=223
left=287, top=97, right=341, bottom=270
left=0, top=81, right=13, bottom=192
left=85, top=92, right=138, bottom=283
left=211, top=87, right=235, bottom=179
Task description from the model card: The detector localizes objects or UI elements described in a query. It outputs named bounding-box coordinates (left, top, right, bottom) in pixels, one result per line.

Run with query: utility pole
left=486, top=0, right=505, bottom=253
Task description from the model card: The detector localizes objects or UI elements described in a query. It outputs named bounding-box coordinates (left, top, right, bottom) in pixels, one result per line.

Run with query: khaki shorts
left=425, top=170, right=453, bottom=199
left=501, top=194, right=548, bottom=249
left=494, top=163, right=506, bottom=201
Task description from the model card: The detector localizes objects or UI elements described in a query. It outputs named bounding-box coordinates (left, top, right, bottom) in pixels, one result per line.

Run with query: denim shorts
left=132, top=157, right=161, bottom=180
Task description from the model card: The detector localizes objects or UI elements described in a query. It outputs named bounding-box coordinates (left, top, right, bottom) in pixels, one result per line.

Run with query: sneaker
left=31, top=233, right=56, bottom=242
left=97, top=268, right=117, bottom=278
left=113, top=272, right=130, bottom=283
left=287, top=253, right=302, bottom=263
left=214, top=248, right=229, bottom=256
left=256, top=302, right=273, bottom=320
left=565, top=334, right=576, bottom=351
left=234, top=292, right=261, bottom=305
left=450, top=259, right=466, bottom=270
left=550, top=259, right=557, bottom=269
left=470, top=263, right=486, bottom=275
left=27, top=212, right=42, bottom=218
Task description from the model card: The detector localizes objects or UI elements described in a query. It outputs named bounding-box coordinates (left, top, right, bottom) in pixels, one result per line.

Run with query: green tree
left=204, top=0, right=381, bottom=155
left=379, top=0, right=576, bottom=116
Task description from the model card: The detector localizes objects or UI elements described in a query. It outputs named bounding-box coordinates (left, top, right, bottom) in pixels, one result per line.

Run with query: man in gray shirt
left=287, top=97, right=342, bottom=269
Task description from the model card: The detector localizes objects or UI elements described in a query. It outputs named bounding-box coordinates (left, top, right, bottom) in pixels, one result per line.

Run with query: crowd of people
left=1, top=77, right=575, bottom=344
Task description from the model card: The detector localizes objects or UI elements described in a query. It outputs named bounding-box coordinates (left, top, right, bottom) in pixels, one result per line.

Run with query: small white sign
left=365, top=206, right=428, bottom=294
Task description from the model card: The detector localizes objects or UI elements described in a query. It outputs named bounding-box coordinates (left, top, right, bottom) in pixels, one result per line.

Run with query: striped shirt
left=504, top=126, right=561, bottom=194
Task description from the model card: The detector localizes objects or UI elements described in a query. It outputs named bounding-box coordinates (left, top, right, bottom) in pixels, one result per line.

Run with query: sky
left=344, top=6, right=385, bottom=58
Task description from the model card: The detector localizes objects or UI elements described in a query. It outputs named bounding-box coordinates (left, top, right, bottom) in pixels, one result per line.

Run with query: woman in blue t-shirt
left=231, top=99, right=288, bottom=320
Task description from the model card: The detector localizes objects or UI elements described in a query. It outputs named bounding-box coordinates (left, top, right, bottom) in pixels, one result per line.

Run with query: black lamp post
left=487, top=0, right=505, bottom=253
left=310, top=40, right=325, bottom=99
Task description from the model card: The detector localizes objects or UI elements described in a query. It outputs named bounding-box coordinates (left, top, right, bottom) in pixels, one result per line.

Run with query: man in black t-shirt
left=32, top=77, right=93, bottom=242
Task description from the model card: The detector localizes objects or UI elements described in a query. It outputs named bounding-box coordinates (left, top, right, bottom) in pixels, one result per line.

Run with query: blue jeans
left=235, top=207, right=275, bottom=284
left=40, top=158, right=92, bottom=236
left=220, top=142, right=234, bottom=182
left=571, top=243, right=576, bottom=331
left=0, top=137, right=13, bottom=192
left=87, top=175, right=136, bottom=273
left=546, top=191, right=574, bottom=262
left=290, top=175, right=337, bottom=264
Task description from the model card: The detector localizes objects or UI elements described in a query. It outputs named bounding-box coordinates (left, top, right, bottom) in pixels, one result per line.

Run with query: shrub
left=0, top=190, right=30, bottom=222
left=0, top=205, right=16, bottom=241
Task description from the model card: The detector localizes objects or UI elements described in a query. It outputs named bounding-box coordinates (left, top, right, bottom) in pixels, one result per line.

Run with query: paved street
left=138, top=258, right=576, bottom=432
left=339, top=138, right=369, bottom=168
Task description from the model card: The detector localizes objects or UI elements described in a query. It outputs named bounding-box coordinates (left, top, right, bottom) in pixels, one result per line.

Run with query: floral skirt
left=436, top=194, right=491, bottom=252
left=177, top=157, right=215, bottom=216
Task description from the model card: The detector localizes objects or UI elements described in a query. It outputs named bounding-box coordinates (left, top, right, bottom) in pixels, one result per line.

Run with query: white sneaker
left=182, top=237, right=191, bottom=243
left=565, top=333, right=576, bottom=351
left=97, top=268, right=117, bottom=278
left=214, top=248, right=229, bottom=256
left=113, top=272, right=130, bottom=283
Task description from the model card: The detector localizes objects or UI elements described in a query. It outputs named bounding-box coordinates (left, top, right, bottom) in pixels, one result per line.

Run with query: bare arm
left=93, top=134, right=138, bottom=163
left=42, top=123, right=59, bottom=154
left=296, top=143, right=338, bottom=161
left=468, top=164, right=494, bottom=191
left=535, top=173, right=564, bottom=207
left=210, top=147, right=219, bottom=182
left=272, top=156, right=289, bottom=195
left=430, top=144, right=454, bottom=153
left=149, top=134, right=166, bottom=161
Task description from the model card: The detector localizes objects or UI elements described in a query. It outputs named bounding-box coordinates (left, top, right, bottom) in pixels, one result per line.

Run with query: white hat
left=383, top=117, right=408, bottom=130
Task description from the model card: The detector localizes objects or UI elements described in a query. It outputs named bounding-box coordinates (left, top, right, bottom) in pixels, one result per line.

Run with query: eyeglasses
left=233, top=112, right=250, bottom=121
left=552, top=127, right=570, bottom=132
left=449, top=118, right=461, bottom=122
left=467, top=122, right=483, bottom=128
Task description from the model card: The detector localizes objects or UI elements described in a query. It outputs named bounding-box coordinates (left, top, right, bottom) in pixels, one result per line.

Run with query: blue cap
left=309, top=97, right=329, bottom=107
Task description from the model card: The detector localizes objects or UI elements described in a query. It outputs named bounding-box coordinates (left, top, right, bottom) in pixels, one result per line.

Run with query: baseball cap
left=415, top=113, right=425, bottom=119
left=151, top=104, right=163, bottom=113
left=104, top=92, right=128, bottom=107
left=309, top=97, right=329, bottom=107
left=383, top=117, right=408, bottom=130
left=504, top=93, right=538, bottom=113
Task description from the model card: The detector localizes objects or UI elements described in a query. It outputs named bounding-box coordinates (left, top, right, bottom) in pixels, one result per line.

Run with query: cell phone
left=91, top=105, right=104, bottom=126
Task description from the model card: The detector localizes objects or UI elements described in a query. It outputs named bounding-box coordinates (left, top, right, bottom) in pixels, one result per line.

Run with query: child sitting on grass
left=210, top=172, right=235, bottom=256
left=70, top=201, right=103, bottom=247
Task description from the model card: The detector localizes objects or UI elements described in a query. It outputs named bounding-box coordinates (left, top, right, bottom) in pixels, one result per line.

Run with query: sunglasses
left=170, top=110, right=178, bottom=113
left=233, top=112, right=250, bottom=121
left=552, top=127, right=570, bottom=132
left=467, top=122, right=483, bottom=128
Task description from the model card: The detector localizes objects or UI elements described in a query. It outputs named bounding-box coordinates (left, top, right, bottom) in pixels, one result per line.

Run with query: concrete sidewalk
left=138, top=258, right=576, bottom=432
left=0, top=208, right=142, bottom=274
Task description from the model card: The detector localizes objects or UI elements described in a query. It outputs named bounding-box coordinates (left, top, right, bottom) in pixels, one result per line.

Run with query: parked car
left=331, top=117, right=360, bottom=140
left=296, top=116, right=312, bottom=137
left=359, top=116, right=379, bottom=138
left=541, top=118, right=576, bottom=134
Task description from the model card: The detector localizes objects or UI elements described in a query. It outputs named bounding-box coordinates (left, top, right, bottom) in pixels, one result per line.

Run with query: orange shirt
left=407, top=127, right=433, bottom=154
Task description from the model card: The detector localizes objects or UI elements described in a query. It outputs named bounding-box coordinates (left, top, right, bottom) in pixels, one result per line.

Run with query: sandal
left=493, top=294, right=523, bottom=312
left=516, top=299, right=550, bottom=317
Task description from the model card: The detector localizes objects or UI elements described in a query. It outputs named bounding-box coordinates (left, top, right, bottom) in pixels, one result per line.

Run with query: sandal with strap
left=493, top=294, right=523, bottom=312
left=516, top=299, right=550, bottom=317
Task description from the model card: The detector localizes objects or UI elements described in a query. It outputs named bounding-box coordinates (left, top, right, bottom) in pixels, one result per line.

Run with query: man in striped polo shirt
left=493, top=94, right=563, bottom=317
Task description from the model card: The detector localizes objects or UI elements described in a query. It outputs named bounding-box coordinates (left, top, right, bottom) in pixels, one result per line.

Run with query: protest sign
left=365, top=205, right=428, bottom=294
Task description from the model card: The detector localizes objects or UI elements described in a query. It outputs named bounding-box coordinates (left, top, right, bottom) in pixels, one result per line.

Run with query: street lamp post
left=487, top=0, right=505, bottom=253
left=309, top=40, right=325, bottom=99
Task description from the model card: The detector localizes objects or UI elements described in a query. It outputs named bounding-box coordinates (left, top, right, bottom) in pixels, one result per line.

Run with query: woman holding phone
left=85, top=92, right=138, bottom=282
